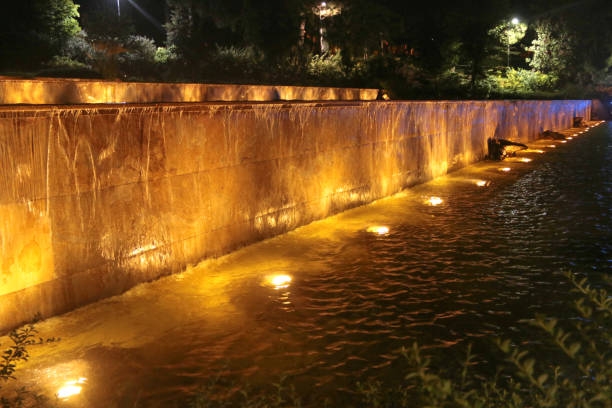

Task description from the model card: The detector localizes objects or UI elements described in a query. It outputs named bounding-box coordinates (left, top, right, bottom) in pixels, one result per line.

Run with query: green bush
left=491, top=68, right=558, bottom=93
left=307, top=52, right=346, bottom=83
left=58, top=31, right=93, bottom=65
left=0, top=325, right=52, bottom=408
left=207, top=46, right=265, bottom=82
left=47, top=56, right=89, bottom=70
left=38, top=55, right=100, bottom=79
left=118, top=35, right=159, bottom=80
left=154, top=46, right=178, bottom=65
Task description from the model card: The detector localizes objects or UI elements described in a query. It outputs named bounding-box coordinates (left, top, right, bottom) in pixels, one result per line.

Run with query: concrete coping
left=0, top=77, right=379, bottom=105
left=0, top=98, right=590, bottom=113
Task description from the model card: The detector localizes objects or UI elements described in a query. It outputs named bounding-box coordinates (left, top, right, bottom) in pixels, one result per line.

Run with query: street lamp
left=507, top=17, right=519, bottom=68
left=318, top=2, right=328, bottom=53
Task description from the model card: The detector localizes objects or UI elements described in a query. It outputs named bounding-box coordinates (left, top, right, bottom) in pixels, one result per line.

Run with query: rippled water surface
left=4, top=123, right=611, bottom=407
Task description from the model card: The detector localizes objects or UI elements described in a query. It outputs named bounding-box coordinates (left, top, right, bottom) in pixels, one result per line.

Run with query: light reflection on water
left=3, top=124, right=611, bottom=407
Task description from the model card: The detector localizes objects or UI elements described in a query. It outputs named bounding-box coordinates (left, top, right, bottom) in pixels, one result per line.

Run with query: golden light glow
left=366, top=225, right=390, bottom=235
left=518, top=157, right=532, bottom=163
left=475, top=180, right=488, bottom=187
left=57, top=378, right=87, bottom=399
left=546, top=144, right=556, bottom=148
left=561, top=140, right=567, bottom=143
left=499, top=167, right=511, bottom=172
left=524, top=149, right=545, bottom=154
left=129, top=244, right=157, bottom=257
left=566, top=137, right=573, bottom=140
left=267, top=274, right=292, bottom=289
left=426, top=196, right=443, bottom=206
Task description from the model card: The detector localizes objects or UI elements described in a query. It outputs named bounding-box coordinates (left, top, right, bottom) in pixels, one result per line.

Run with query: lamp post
left=318, top=2, right=328, bottom=53
left=116, top=0, right=121, bottom=17
left=507, top=17, right=519, bottom=68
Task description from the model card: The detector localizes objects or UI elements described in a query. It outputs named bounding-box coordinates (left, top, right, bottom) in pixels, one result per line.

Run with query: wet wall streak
left=0, top=100, right=590, bottom=331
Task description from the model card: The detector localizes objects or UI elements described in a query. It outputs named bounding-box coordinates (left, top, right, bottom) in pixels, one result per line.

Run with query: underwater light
left=57, top=378, right=87, bottom=399
left=427, top=196, right=443, bottom=206
left=499, top=167, right=511, bottom=172
left=518, top=158, right=532, bottom=163
left=367, top=226, right=390, bottom=235
left=475, top=180, right=488, bottom=187
left=268, top=275, right=292, bottom=289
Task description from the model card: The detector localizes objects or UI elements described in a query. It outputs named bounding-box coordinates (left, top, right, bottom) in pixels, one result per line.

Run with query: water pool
left=3, top=122, right=610, bottom=407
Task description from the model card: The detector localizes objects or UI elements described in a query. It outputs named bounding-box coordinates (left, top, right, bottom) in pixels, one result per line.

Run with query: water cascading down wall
left=0, top=99, right=591, bottom=331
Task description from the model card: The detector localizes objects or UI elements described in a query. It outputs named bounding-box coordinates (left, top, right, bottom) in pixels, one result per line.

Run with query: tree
left=325, top=0, right=400, bottom=60
left=560, top=0, right=612, bottom=85
left=401, top=2, right=460, bottom=77
left=454, top=0, right=510, bottom=85
left=165, top=0, right=252, bottom=71
left=239, top=0, right=306, bottom=62
left=523, top=0, right=612, bottom=85
left=0, top=0, right=81, bottom=70
left=489, top=19, right=528, bottom=69
left=528, top=19, right=575, bottom=79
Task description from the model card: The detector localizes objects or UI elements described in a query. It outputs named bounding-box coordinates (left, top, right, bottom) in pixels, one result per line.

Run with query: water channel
left=3, top=122, right=610, bottom=407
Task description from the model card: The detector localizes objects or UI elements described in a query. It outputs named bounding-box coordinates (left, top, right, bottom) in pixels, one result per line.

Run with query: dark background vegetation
left=0, top=0, right=611, bottom=99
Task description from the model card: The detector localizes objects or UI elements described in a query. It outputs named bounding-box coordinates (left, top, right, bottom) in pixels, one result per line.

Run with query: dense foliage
left=0, top=0, right=81, bottom=70
left=0, top=0, right=611, bottom=98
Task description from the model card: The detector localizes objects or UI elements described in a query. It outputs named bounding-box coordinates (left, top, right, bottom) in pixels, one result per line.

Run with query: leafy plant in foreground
left=0, top=325, right=60, bottom=408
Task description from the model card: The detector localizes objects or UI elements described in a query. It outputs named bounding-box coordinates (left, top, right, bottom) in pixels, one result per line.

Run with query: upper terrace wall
left=0, top=78, right=378, bottom=105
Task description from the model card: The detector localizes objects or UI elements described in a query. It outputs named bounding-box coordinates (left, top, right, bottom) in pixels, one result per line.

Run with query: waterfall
left=0, top=99, right=591, bottom=331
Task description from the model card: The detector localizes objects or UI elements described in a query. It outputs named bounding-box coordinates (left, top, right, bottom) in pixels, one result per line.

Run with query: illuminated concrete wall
left=0, top=100, right=590, bottom=331
left=0, top=78, right=378, bottom=104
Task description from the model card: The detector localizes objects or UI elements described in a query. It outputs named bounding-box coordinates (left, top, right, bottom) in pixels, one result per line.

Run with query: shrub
left=38, top=55, right=99, bottom=79
left=122, top=36, right=157, bottom=63
left=485, top=68, right=559, bottom=97
left=154, top=46, right=178, bottom=65
left=58, top=31, right=93, bottom=65
left=47, top=56, right=89, bottom=70
left=503, top=68, right=558, bottom=91
left=307, top=52, right=346, bottom=83
left=118, top=35, right=159, bottom=80
left=206, top=46, right=265, bottom=82
left=0, top=325, right=54, bottom=407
